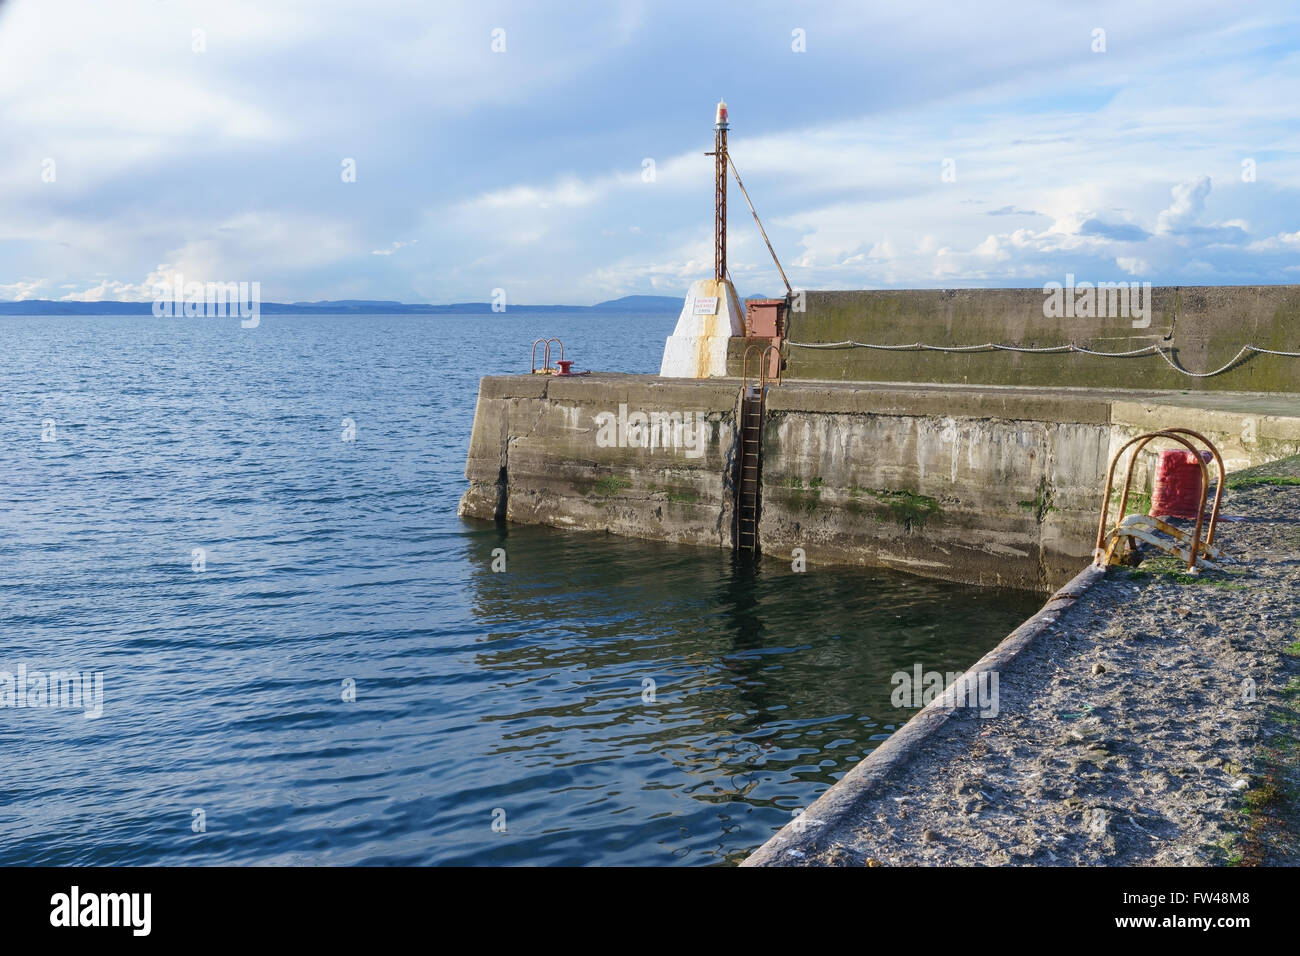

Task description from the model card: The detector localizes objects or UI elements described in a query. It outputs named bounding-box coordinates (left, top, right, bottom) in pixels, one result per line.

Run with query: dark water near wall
left=0, top=312, right=1042, bottom=865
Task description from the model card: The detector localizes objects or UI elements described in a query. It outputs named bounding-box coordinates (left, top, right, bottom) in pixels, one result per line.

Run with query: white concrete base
left=659, top=279, right=745, bottom=378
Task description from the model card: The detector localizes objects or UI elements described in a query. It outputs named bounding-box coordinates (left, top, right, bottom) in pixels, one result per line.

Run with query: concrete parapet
left=726, top=286, right=1300, bottom=392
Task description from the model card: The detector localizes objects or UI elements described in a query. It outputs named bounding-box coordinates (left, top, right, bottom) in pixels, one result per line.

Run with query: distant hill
left=0, top=294, right=686, bottom=316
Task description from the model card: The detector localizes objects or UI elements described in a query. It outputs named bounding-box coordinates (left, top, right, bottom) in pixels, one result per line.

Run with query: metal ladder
left=737, top=386, right=763, bottom=553
left=735, top=343, right=782, bottom=553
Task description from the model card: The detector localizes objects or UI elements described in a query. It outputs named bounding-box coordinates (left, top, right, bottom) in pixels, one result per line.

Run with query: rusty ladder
left=737, top=388, right=763, bottom=552
left=736, top=344, right=782, bottom=553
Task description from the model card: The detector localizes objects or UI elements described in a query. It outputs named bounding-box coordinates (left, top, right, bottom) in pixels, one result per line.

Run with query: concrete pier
left=460, top=374, right=741, bottom=549
left=462, top=284, right=1299, bottom=589
left=460, top=283, right=1300, bottom=865
left=459, top=373, right=1300, bottom=591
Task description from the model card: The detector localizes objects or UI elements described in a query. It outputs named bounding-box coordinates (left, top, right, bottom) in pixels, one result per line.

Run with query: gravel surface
left=786, top=457, right=1300, bottom=866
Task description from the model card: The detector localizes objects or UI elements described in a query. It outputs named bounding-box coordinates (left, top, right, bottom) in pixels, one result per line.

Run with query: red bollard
left=1150, top=449, right=1210, bottom=519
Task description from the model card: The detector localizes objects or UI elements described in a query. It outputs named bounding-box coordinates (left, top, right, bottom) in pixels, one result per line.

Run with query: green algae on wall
left=728, top=286, right=1300, bottom=393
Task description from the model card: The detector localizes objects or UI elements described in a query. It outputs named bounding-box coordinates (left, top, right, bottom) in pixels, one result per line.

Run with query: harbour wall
left=460, top=374, right=742, bottom=550
left=459, top=373, right=1300, bottom=592
left=727, top=286, right=1300, bottom=393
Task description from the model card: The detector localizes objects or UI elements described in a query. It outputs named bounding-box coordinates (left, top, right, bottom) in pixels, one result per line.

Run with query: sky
left=0, top=0, right=1297, bottom=305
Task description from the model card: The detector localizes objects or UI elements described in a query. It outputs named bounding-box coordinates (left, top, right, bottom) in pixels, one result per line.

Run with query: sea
left=0, top=311, right=1042, bottom=865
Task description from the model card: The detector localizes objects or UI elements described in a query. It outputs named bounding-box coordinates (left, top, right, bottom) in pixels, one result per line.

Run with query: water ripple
left=0, top=313, right=1041, bottom=865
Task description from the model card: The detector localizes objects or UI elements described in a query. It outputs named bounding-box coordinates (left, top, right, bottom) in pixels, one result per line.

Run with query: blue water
left=0, top=312, right=1042, bottom=865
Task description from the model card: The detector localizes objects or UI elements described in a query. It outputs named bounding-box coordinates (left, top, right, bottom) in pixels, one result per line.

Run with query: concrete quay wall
left=460, top=374, right=742, bottom=550
left=460, top=374, right=1300, bottom=592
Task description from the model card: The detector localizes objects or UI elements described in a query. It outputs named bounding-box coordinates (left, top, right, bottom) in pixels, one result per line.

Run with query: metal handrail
left=1095, top=429, right=1225, bottom=571
left=741, top=342, right=783, bottom=394
left=546, top=337, right=564, bottom=365
left=1118, top=428, right=1225, bottom=547
left=530, top=337, right=565, bottom=373
left=741, top=343, right=766, bottom=394
left=762, top=342, right=783, bottom=387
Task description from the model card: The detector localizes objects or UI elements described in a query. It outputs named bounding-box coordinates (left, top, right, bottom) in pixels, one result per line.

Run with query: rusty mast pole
left=714, top=99, right=728, bottom=282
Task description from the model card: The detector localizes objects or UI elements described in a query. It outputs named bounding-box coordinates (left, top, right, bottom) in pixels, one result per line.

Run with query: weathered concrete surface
left=727, top=286, right=1300, bottom=392
left=660, top=278, right=745, bottom=378
left=462, top=373, right=1300, bottom=591
left=1110, top=394, right=1300, bottom=475
left=743, top=458, right=1300, bottom=867
left=459, top=374, right=742, bottom=548
left=755, top=382, right=1300, bottom=591
left=758, top=384, right=1113, bottom=590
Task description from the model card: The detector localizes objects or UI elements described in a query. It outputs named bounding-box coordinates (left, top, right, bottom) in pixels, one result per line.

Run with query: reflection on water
left=0, top=312, right=1043, bottom=866
left=458, top=521, right=1042, bottom=865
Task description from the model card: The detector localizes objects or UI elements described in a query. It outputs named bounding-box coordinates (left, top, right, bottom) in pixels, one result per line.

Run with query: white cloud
left=1247, top=230, right=1300, bottom=251
left=371, top=240, right=419, bottom=256
left=4, top=0, right=1300, bottom=301
left=59, top=279, right=151, bottom=303
left=1155, top=177, right=1213, bottom=234
left=1116, top=256, right=1151, bottom=275
left=0, top=278, right=50, bottom=301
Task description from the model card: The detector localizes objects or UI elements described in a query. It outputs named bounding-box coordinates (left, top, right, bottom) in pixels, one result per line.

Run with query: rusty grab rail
left=1095, top=429, right=1226, bottom=572
left=741, top=343, right=765, bottom=393
left=530, top=337, right=565, bottom=373
left=741, top=342, right=783, bottom=394
left=1118, top=428, right=1225, bottom=547
left=765, top=342, right=784, bottom=387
